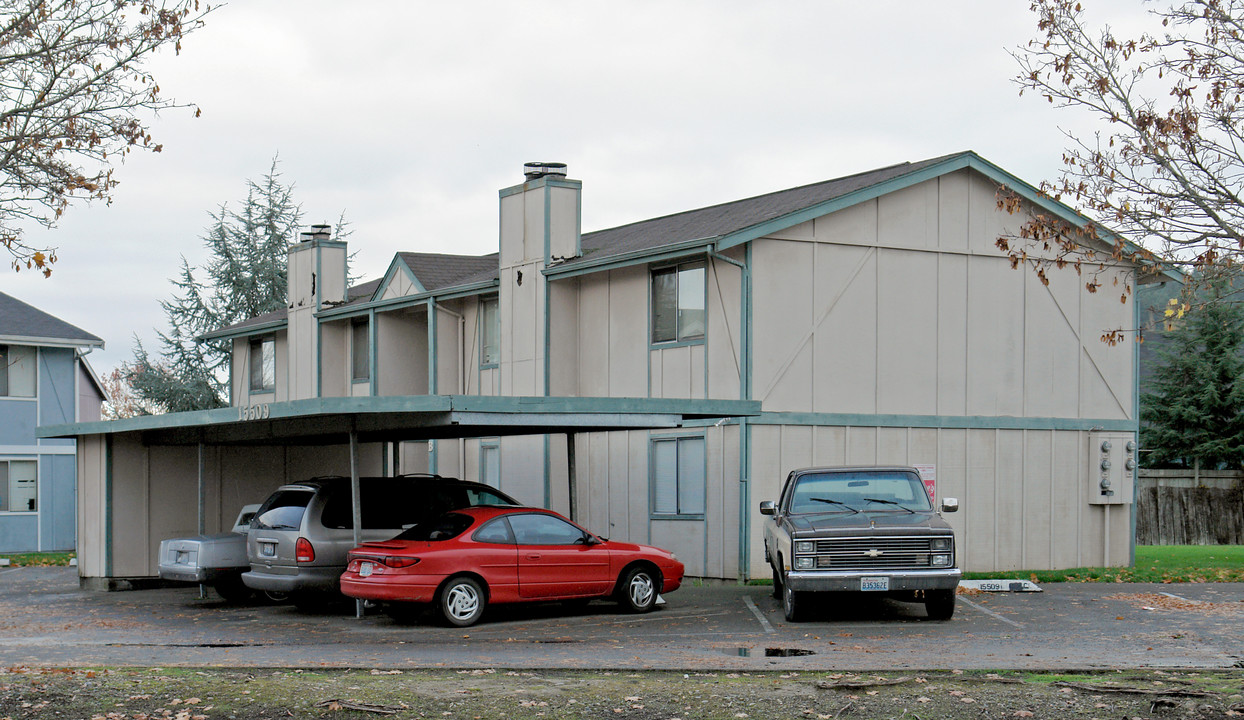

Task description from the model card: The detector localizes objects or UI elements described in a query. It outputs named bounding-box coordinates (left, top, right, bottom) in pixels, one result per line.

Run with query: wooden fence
left=1136, top=470, right=1244, bottom=545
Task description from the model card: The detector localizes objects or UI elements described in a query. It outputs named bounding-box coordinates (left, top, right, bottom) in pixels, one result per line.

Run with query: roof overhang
left=0, top=334, right=104, bottom=349
left=38, top=395, right=762, bottom=447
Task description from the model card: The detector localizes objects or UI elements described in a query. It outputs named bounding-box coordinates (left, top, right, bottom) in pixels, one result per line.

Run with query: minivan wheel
left=439, top=577, right=485, bottom=627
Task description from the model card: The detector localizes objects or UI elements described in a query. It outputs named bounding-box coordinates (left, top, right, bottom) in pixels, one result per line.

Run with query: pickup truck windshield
left=788, top=471, right=932, bottom=514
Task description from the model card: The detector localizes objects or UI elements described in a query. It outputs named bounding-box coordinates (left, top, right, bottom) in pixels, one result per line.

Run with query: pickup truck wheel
left=924, top=589, right=956, bottom=620
left=213, top=575, right=252, bottom=603
left=781, top=575, right=803, bottom=622
left=770, top=562, right=783, bottom=599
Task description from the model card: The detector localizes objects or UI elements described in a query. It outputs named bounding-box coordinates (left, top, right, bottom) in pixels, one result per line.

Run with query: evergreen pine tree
left=1140, top=278, right=1244, bottom=470
left=123, top=158, right=350, bottom=413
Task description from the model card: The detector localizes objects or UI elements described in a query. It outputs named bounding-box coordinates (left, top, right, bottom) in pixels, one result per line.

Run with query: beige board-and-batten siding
left=741, top=169, right=1135, bottom=575
left=747, top=425, right=1133, bottom=575
left=75, top=434, right=384, bottom=582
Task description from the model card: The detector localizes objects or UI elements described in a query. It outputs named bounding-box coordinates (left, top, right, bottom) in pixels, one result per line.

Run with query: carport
left=40, top=394, right=760, bottom=604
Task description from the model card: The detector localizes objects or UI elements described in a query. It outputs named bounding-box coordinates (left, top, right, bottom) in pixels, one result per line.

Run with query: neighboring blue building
left=0, top=292, right=105, bottom=552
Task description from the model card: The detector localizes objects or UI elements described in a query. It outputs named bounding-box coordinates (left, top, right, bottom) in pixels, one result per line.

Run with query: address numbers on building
left=238, top=403, right=271, bottom=421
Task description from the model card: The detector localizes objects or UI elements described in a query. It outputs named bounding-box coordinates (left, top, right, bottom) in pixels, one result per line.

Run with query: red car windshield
left=394, top=512, right=474, bottom=541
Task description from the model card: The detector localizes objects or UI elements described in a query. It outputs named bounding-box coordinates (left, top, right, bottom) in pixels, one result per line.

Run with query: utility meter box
left=1087, top=431, right=1136, bottom=505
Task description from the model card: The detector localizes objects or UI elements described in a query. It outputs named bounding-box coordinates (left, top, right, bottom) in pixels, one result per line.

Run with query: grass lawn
left=0, top=551, right=74, bottom=567
left=962, top=544, right=1244, bottom=583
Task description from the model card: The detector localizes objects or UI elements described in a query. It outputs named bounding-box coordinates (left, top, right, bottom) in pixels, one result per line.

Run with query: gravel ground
left=2, top=667, right=1244, bottom=720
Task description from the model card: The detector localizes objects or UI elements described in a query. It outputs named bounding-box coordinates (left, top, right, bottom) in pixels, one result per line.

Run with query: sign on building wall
left=913, top=464, right=936, bottom=501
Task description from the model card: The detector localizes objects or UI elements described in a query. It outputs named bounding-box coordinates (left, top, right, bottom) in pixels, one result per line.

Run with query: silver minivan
left=241, top=475, right=519, bottom=608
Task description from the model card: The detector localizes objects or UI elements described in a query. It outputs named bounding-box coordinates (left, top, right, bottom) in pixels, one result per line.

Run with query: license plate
left=260, top=542, right=276, bottom=558
left=861, top=576, right=889, bottom=592
left=358, top=562, right=373, bottom=578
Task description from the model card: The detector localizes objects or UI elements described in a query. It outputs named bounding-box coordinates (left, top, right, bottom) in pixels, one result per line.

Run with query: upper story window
left=248, top=336, right=275, bottom=393
left=480, top=296, right=499, bottom=367
left=651, top=262, right=706, bottom=344
left=351, top=319, right=370, bottom=382
left=0, top=345, right=36, bottom=398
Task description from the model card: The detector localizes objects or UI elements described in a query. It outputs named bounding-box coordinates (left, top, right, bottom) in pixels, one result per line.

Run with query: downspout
left=710, top=247, right=752, bottom=581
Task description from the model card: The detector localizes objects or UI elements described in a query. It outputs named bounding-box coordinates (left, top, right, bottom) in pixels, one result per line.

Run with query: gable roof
left=0, top=292, right=104, bottom=348
left=210, top=150, right=1157, bottom=338
left=395, top=252, right=499, bottom=293
left=560, top=152, right=962, bottom=272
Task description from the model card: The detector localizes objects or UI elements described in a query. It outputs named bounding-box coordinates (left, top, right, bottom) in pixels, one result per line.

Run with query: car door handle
left=526, top=553, right=541, bottom=560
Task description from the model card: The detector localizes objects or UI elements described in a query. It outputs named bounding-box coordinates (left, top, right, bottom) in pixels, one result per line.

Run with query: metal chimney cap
left=524, top=162, right=568, bottom=180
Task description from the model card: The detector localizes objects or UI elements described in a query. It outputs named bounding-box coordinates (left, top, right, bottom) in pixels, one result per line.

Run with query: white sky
left=2, top=0, right=1153, bottom=373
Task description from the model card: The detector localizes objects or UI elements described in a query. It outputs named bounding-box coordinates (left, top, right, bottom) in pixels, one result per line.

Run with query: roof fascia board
left=544, top=239, right=717, bottom=280
left=0, top=334, right=104, bottom=349
left=200, top=319, right=288, bottom=343
left=37, top=394, right=761, bottom=439
left=318, top=280, right=500, bottom=320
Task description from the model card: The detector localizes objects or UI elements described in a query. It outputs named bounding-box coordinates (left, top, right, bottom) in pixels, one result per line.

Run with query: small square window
left=651, top=263, right=705, bottom=344
left=0, top=460, right=37, bottom=513
left=0, top=344, right=36, bottom=398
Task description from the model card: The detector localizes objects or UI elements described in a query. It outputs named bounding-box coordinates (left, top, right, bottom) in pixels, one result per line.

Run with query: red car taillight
left=295, top=537, right=315, bottom=563
left=385, top=557, right=419, bottom=569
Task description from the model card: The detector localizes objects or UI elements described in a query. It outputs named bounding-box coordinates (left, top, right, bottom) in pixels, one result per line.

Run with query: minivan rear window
left=318, top=480, right=519, bottom=530
left=251, top=490, right=312, bottom=530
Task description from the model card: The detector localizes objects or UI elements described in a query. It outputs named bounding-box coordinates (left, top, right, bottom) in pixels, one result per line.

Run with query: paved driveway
left=2, top=567, right=1241, bottom=670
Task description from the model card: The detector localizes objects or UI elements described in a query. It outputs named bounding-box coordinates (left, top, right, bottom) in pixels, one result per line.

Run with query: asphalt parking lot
left=1, top=567, right=1242, bottom=670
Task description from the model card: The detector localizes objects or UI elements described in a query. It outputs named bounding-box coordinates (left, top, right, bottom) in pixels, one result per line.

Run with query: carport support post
left=350, top=429, right=363, bottom=619
left=566, top=432, right=577, bottom=523
left=198, top=442, right=206, bottom=599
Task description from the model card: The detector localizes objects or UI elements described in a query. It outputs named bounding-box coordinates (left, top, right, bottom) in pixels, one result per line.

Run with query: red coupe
left=340, top=506, right=685, bottom=627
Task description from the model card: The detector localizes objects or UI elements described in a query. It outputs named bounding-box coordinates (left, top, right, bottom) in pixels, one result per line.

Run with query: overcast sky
left=3, top=1, right=1152, bottom=373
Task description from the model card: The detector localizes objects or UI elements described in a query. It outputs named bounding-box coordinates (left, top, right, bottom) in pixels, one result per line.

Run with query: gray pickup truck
left=760, top=466, right=960, bottom=622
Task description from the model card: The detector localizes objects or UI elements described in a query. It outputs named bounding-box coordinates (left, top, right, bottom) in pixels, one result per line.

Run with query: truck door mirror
left=941, top=497, right=959, bottom=513
left=759, top=501, right=776, bottom=516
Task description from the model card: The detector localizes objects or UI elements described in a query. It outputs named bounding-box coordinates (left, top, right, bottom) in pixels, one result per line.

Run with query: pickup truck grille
left=811, top=537, right=944, bottom=570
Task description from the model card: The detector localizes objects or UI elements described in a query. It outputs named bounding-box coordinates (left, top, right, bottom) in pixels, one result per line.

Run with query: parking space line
left=0, top=568, right=19, bottom=576
left=1159, top=591, right=1198, bottom=603
left=743, top=595, right=775, bottom=633
left=956, top=596, right=1024, bottom=629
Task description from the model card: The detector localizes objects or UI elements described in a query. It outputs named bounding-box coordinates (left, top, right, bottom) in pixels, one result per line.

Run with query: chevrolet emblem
left=863, top=549, right=884, bottom=558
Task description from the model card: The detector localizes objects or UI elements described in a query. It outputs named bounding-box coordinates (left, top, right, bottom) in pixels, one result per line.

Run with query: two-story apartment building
left=46, top=152, right=1148, bottom=584
left=0, top=292, right=105, bottom=552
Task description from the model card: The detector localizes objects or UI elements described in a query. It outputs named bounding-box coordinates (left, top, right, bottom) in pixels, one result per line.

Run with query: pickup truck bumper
left=785, top=568, right=961, bottom=593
